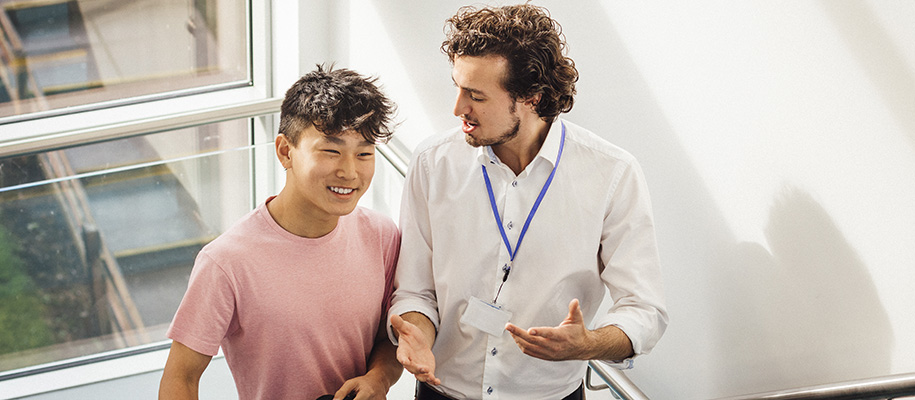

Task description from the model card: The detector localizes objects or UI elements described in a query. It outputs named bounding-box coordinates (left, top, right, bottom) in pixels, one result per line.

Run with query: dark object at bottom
left=415, top=381, right=585, bottom=399
left=315, top=392, right=356, bottom=400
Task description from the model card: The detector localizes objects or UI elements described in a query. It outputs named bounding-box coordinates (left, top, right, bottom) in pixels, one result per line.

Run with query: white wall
left=329, top=1, right=915, bottom=399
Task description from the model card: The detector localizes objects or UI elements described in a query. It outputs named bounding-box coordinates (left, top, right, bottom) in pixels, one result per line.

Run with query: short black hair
left=279, top=64, right=396, bottom=145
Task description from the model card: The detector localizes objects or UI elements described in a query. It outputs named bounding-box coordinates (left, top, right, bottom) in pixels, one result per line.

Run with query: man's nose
left=453, top=92, right=470, bottom=117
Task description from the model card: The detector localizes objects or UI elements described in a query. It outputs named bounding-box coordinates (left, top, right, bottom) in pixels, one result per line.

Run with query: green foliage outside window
left=0, top=223, right=54, bottom=354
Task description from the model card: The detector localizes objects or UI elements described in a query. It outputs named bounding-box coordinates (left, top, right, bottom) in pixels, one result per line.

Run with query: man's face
left=284, top=125, right=375, bottom=221
left=452, top=55, right=524, bottom=148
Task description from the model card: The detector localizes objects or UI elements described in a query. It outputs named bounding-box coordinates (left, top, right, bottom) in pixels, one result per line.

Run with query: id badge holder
left=460, top=296, right=512, bottom=336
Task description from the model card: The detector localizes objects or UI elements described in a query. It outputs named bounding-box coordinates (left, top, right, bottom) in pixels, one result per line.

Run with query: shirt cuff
left=386, top=298, right=440, bottom=345
left=602, top=357, right=635, bottom=370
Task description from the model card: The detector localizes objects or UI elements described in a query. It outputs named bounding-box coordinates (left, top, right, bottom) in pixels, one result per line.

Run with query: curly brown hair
left=279, top=64, right=396, bottom=145
left=442, top=4, right=578, bottom=121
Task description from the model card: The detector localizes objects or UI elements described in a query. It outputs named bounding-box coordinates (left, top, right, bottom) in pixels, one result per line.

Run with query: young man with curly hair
left=388, top=5, right=668, bottom=399
left=160, top=65, right=402, bottom=400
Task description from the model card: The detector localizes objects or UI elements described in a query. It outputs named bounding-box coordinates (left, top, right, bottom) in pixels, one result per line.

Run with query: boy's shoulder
left=345, top=206, right=398, bottom=236
left=198, top=204, right=271, bottom=259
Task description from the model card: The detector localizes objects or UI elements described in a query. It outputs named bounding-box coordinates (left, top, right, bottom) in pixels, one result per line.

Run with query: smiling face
left=279, top=125, right=375, bottom=228
left=452, top=55, right=526, bottom=148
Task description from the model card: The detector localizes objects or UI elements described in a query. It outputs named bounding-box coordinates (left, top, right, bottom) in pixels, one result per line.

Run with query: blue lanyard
left=482, top=123, right=565, bottom=302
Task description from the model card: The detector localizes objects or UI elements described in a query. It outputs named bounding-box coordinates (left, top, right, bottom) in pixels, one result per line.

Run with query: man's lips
left=461, top=119, right=478, bottom=134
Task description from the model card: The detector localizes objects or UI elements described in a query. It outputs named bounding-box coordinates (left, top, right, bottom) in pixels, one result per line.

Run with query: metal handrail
left=587, top=361, right=650, bottom=400
left=715, top=373, right=915, bottom=400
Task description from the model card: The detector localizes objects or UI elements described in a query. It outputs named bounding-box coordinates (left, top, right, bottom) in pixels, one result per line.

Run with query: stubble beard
left=464, top=102, right=521, bottom=148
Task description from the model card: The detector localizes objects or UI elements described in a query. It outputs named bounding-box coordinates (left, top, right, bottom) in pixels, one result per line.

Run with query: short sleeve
left=166, top=249, right=238, bottom=356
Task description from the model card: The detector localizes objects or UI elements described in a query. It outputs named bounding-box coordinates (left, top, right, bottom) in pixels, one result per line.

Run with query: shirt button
left=491, top=347, right=498, bottom=356
left=487, top=387, right=493, bottom=395
left=506, top=221, right=513, bottom=230
left=511, top=180, right=518, bottom=187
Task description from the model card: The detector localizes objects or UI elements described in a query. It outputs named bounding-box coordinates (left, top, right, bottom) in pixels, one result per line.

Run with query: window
left=0, top=0, right=274, bottom=386
left=0, top=118, right=269, bottom=373
left=0, top=0, right=249, bottom=121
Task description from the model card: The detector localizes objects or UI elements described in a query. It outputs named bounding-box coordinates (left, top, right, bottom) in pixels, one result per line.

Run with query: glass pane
left=359, top=149, right=405, bottom=223
left=0, top=0, right=248, bottom=120
left=0, top=119, right=261, bottom=372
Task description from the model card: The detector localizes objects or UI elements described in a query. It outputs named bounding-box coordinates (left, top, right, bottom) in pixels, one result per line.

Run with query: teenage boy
left=160, top=65, right=402, bottom=400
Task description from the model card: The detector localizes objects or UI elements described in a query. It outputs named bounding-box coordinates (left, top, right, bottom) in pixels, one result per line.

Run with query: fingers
left=507, top=322, right=557, bottom=341
left=397, top=361, right=439, bottom=385
left=505, top=323, right=527, bottom=339
left=332, top=380, right=357, bottom=400
left=506, top=308, right=585, bottom=361
left=396, top=355, right=426, bottom=374
left=398, top=353, right=437, bottom=384
left=402, top=359, right=438, bottom=383
left=418, top=373, right=442, bottom=386
left=506, top=323, right=546, bottom=358
left=395, top=345, right=440, bottom=385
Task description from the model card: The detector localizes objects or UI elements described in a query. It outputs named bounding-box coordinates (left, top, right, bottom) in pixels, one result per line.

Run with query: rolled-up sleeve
left=387, top=150, right=441, bottom=344
left=593, top=159, right=668, bottom=359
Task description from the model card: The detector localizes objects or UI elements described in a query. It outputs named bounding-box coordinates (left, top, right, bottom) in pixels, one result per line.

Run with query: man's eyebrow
left=451, top=77, right=483, bottom=95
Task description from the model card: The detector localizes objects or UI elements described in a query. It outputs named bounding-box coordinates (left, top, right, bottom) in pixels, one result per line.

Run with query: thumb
left=567, top=299, right=584, bottom=325
left=390, top=314, right=404, bottom=337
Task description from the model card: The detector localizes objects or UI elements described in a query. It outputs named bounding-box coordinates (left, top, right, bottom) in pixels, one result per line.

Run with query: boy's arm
left=159, top=340, right=213, bottom=400
left=365, top=324, right=404, bottom=389
left=333, top=323, right=403, bottom=400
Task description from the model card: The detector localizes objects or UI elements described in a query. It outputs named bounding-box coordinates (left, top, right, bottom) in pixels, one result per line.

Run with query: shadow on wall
left=714, top=187, right=893, bottom=394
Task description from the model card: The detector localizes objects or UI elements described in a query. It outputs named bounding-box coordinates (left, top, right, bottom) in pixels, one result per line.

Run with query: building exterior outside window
left=0, top=0, right=248, bottom=121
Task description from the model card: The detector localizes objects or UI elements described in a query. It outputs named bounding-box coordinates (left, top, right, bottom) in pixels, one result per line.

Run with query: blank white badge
left=460, top=296, right=513, bottom=336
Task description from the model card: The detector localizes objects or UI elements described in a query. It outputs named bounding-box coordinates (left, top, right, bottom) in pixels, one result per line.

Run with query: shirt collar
left=476, top=118, right=564, bottom=168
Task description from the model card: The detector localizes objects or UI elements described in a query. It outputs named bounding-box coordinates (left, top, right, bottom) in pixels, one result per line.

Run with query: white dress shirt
left=389, top=119, right=668, bottom=399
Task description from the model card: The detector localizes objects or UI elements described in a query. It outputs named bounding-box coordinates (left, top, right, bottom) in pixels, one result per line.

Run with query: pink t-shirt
left=167, top=198, right=400, bottom=400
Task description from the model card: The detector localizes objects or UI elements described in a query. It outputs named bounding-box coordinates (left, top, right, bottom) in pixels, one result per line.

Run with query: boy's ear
left=275, top=134, right=293, bottom=169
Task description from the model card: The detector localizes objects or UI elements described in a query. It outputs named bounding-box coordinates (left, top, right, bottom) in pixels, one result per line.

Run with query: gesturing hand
left=391, top=314, right=441, bottom=385
left=505, top=299, right=592, bottom=361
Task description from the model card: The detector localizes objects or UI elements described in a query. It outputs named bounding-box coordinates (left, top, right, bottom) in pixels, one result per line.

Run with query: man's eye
left=470, top=94, right=483, bottom=102
left=323, top=149, right=340, bottom=154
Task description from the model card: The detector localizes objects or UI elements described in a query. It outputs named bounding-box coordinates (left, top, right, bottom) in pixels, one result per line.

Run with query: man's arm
left=158, top=341, right=212, bottom=400
left=506, top=299, right=634, bottom=362
left=391, top=312, right=440, bottom=385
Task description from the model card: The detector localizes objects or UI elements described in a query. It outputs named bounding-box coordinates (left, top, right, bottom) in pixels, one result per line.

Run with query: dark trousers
left=415, top=381, right=585, bottom=400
